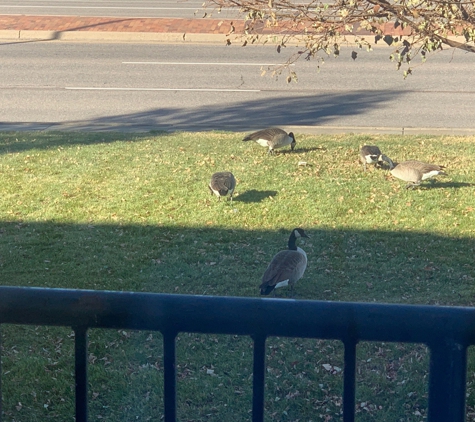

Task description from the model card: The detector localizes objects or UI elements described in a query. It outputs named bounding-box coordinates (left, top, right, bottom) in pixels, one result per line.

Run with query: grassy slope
left=0, top=131, right=474, bottom=421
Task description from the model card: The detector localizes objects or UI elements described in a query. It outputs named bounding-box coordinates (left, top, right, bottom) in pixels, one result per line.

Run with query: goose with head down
left=242, top=127, right=296, bottom=155
left=208, top=171, right=236, bottom=201
left=380, top=155, right=447, bottom=189
left=359, top=145, right=384, bottom=171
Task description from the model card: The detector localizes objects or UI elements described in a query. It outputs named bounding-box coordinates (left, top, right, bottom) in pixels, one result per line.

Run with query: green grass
left=0, top=131, right=474, bottom=421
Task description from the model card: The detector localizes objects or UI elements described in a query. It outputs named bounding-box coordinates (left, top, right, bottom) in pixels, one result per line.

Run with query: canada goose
left=242, top=127, right=296, bottom=154
left=259, top=228, right=309, bottom=296
left=209, top=171, right=236, bottom=201
left=380, top=155, right=447, bottom=189
left=360, top=145, right=384, bottom=171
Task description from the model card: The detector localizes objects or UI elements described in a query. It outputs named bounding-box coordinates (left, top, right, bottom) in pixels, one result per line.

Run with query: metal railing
left=1, top=286, right=475, bottom=421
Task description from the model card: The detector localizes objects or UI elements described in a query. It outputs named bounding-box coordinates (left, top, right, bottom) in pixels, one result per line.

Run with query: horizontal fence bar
left=1, top=287, right=475, bottom=346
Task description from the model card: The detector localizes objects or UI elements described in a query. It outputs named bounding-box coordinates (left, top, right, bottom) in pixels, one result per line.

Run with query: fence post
left=343, top=339, right=357, bottom=422
left=252, top=335, right=266, bottom=422
left=0, top=326, right=2, bottom=422
left=74, top=326, right=88, bottom=422
left=427, top=339, right=467, bottom=422
left=163, top=331, right=177, bottom=422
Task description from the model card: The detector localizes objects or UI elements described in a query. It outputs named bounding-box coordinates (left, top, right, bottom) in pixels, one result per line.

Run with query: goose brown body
left=381, top=155, right=446, bottom=188
left=242, top=127, right=296, bottom=154
left=259, top=228, right=309, bottom=296
left=208, top=172, right=236, bottom=201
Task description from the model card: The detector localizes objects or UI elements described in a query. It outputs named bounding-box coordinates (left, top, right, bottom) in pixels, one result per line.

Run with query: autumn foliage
left=204, top=0, right=475, bottom=78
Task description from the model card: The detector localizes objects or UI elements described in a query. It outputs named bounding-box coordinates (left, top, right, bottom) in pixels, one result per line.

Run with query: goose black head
left=380, top=154, right=396, bottom=169
left=289, top=132, right=296, bottom=150
left=293, top=228, right=309, bottom=239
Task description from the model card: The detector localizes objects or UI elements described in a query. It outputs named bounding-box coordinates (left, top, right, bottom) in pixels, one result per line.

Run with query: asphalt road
left=0, top=0, right=232, bottom=19
left=1, top=41, right=475, bottom=133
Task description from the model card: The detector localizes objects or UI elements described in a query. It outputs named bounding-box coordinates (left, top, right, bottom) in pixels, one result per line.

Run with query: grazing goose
left=360, top=145, right=384, bottom=171
left=242, top=127, right=296, bottom=154
left=259, top=228, right=309, bottom=296
left=380, top=155, right=447, bottom=189
left=209, top=171, right=236, bottom=201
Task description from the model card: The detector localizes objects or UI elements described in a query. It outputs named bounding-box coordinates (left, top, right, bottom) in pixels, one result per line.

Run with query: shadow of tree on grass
left=1, top=221, right=473, bottom=305
left=2, top=221, right=474, bottom=421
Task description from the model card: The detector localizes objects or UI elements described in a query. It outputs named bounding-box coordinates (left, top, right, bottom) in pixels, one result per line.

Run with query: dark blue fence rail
left=1, top=286, right=475, bottom=421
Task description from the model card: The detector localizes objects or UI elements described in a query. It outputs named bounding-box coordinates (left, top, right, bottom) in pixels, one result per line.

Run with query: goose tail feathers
left=259, top=285, right=275, bottom=295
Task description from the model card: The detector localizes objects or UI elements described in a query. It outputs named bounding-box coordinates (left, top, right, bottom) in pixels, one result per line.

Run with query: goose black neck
left=382, top=155, right=395, bottom=170
left=288, top=232, right=298, bottom=250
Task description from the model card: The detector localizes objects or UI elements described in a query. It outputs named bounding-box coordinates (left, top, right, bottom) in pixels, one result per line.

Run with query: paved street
left=1, top=41, right=475, bottom=134
left=0, top=1, right=223, bottom=19
left=0, top=2, right=474, bottom=134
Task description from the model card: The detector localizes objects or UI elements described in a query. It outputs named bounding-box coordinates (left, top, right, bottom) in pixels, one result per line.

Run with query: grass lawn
left=0, top=130, right=474, bottom=421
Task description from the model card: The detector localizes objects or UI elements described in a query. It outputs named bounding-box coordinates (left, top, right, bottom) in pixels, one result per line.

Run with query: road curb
left=0, top=28, right=468, bottom=47
left=0, top=29, right=367, bottom=45
left=0, top=29, right=20, bottom=39
left=1, top=122, right=475, bottom=136
left=0, top=29, right=230, bottom=43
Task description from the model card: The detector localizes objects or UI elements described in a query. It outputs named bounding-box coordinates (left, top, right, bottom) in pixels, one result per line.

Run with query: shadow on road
left=0, top=89, right=401, bottom=135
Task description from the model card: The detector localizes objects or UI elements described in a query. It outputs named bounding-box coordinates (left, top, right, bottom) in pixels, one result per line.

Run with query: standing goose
left=209, top=171, right=236, bottom=201
left=380, top=155, right=447, bottom=189
left=242, top=127, right=296, bottom=154
left=360, top=145, right=384, bottom=171
left=259, top=228, right=309, bottom=296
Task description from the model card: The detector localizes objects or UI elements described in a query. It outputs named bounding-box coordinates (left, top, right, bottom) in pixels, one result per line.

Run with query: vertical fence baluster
left=343, top=340, right=357, bottom=422
left=0, top=326, right=2, bottom=422
left=163, top=331, right=177, bottom=422
left=74, top=326, right=88, bottom=422
left=252, top=335, right=266, bottom=422
left=428, top=340, right=467, bottom=422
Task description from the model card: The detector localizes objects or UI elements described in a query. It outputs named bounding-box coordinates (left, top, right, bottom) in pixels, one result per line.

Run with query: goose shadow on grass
left=234, top=190, right=278, bottom=203
left=266, top=146, right=326, bottom=155
left=409, top=181, right=475, bottom=190
left=294, top=146, right=327, bottom=154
